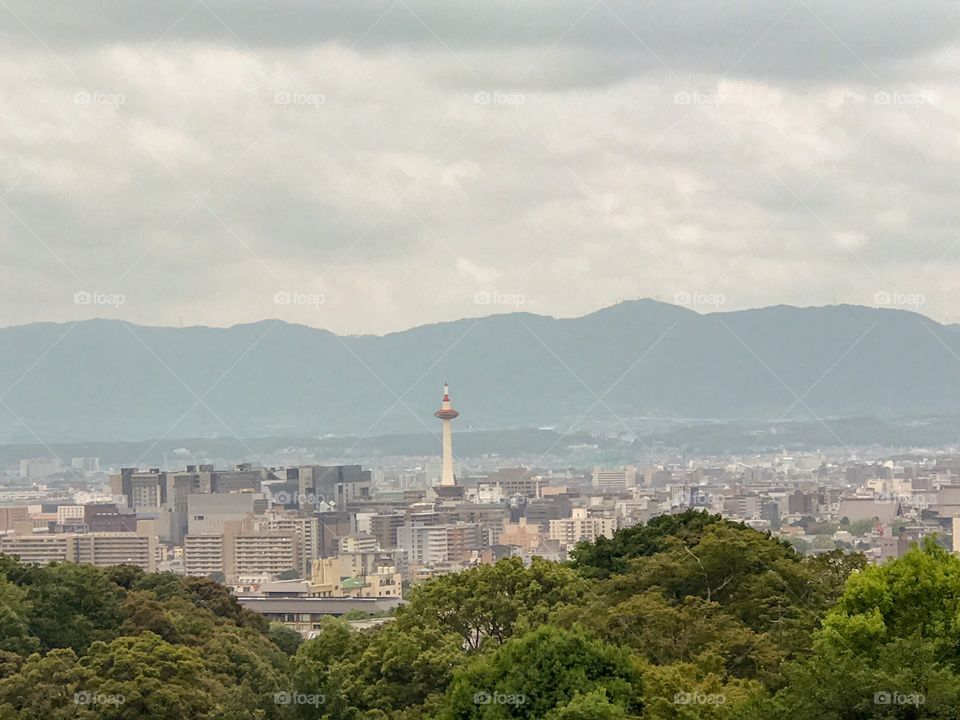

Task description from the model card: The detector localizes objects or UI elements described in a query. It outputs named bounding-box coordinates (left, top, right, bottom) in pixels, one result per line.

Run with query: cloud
left=2, top=1, right=960, bottom=333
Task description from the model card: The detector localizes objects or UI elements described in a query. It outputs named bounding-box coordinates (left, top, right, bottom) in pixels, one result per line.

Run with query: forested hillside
left=1, top=511, right=959, bottom=718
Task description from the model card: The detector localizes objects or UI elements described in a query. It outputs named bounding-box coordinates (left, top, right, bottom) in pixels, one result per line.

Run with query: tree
left=570, top=510, right=732, bottom=579
left=20, top=563, right=123, bottom=653
left=0, top=576, right=39, bottom=656
left=439, top=626, right=643, bottom=719
left=268, top=622, right=303, bottom=656
left=395, top=557, right=588, bottom=651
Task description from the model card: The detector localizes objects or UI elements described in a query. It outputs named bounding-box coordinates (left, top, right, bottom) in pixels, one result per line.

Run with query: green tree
left=570, top=510, right=732, bottom=579
left=439, top=626, right=643, bottom=719
left=20, top=563, right=123, bottom=653
left=396, top=557, right=587, bottom=651
left=269, top=622, right=304, bottom=656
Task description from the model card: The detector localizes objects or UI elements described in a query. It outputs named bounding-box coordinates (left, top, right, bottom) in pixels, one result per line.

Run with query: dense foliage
left=4, top=510, right=960, bottom=718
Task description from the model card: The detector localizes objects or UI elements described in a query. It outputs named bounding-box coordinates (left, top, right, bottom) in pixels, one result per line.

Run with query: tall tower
left=434, top=382, right=459, bottom=486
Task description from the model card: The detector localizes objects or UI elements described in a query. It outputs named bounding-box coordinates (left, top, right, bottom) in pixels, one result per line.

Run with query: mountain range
left=1, top=300, right=959, bottom=444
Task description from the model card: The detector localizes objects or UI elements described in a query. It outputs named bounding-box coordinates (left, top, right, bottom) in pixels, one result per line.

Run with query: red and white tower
left=434, top=382, right=459, bottom=486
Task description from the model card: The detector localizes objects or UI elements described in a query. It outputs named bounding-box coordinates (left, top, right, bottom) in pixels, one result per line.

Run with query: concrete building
left=548, top=508, right=616, bottom=546
left=370, top=512, right=405, bottom=549
left=0, top=528, right=157, bottom=571
left=500, top=518, right=544, bottom=551
left=232, top=528, right=299, bottom=581
left=0, top=534, right=75, bottom=564
left=75, top=532, right=158, bottom=572
left=183, top=534, right=225, bottom=577
left=339, top=533, right=378, bottom=554
left=266, top=514, right=319, bottom=578
left=489, top=468, right=542, bottom=498
left=397, top=523, right=448, bottom=564
left=187, top=493, right=265, bottom=534
left=0, top=507, right=28, bottom=532
left=592, top=466, right=638, bottom=492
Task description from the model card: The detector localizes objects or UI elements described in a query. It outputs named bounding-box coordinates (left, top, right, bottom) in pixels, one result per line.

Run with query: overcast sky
left=2, top=0, right=959, bottom=333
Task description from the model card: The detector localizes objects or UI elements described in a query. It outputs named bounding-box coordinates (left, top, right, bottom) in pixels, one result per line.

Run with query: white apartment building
left=548, top=508, right=616, bottom=546
left=592, top=466, right=638, bottom=492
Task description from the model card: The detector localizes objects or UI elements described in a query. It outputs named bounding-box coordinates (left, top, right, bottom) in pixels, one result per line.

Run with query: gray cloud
left=1, top=2, right=960, bottom=334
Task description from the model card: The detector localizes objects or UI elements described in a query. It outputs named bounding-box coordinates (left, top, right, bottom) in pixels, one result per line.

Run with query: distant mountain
left=1, top=300, right=959, bottom=443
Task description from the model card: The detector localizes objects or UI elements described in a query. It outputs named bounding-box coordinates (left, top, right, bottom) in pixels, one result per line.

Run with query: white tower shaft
left=441, top=417, right=455, bottom=486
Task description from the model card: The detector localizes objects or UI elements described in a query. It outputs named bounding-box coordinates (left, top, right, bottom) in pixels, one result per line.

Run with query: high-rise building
left=592, top=466, right=637, bottom=492
left=434, top=383, right=459, bottom=486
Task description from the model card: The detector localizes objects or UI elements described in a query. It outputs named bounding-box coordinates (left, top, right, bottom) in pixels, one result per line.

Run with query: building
left=500, top=518, right=544, bottom=551
left=434, top=383, right=460, bottom=486
left=0, top=528, right=157, bottom=571
left=370, top=512, right=405, bottom=549
left=489, top=468, right=542, bottom=499
left=548, top=508, right=616, bottom=546
left=266, top=514, right=319, bottom=578
left=0, top=507, right=28, bottom=532
left=187, top=493, right=265, bottom=535
left=74, top=531, right=158, bottom=572
left=339, top=533, right=378, bottom=554
left=396, top=521, right=481, bottom=564
left=232, top=528, right=299, bottom=581
left=0, top=534, right=75, bottom=564
left=183, top=534, right=225, bottom=577
left=592, top=466, right=637, bottom=492
left=235, top=596, right=402, bottom=635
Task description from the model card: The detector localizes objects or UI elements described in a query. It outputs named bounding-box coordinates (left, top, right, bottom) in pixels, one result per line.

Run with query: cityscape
left=5, top=0, right=960, bottom=718
left=5, top=380, right=960, bottom=633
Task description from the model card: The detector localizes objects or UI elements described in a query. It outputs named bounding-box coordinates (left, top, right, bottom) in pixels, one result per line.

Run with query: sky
left=2, top=0, right=960, bottom=334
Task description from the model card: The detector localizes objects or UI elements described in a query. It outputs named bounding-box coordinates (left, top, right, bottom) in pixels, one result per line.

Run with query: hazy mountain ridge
left=1, top=300, right=958, bottom=443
